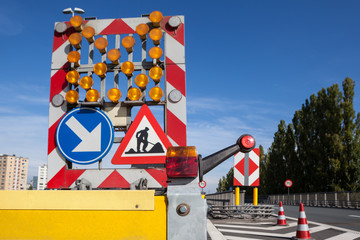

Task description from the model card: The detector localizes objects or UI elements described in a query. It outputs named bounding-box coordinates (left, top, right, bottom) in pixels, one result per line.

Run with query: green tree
left=264, top=120, right=288, bottom=194
left=216, top=167, right=233, bottom=192
left=340, top=77, right=358, bottom=190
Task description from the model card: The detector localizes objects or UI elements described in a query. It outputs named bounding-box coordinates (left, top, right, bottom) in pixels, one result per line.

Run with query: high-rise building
left=37, top=165, right=47, bottom=190
left=32, top=176, right=38, bottom=190
left=0, top=154, right=29, bottom=190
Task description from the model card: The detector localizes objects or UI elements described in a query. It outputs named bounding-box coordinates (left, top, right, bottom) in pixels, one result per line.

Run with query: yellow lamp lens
left=149, top=11, right=163, bottom=24
left=107, top=49, right=121, bottom=62
left=121, top=36, right=135, bottom=49
left=107, top=88, right=121, bottom=102
left=69, top=32, right=82, bottom=46
left=70, top=15, right=83, bottom=28
left=94, top=37, right=108, bottom=50
left=86, top=89, right=100, bottom=102
left=93, top=62, right=107, bottom=76
left=136, top=23, right=149, bottom=36
left=66, top=70, right=80, bottom=85
left=149, top=87, right=163, bottom=102
left=82, top=26, right=95, bottom=39
left=121, top=61, right=135, bottom=76
left=149, top=66, right=163, bottom=82
left=127, top=88, right=141, bottom=101
left=135, top=74, right=149, bottom=89
left=65, top=90, right=79, bottom=104
left=79, top=76, right=94, bottom=90
left=67, top=51, right=81, bottom=63
left=149, top=47, right=163, bottom=59
left=149, top=28, right=163, bottom=41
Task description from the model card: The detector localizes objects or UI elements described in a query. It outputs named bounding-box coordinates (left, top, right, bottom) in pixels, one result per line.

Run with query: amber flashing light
left=149, top=87, right=163, bottom=102
left=121, top=61, right=135, bottom=76
left=69, top=32, right=82, bottom=49
left=82, top=26, right=95, bottom=42
left=136, top=23, right=149, bottom=40
left=149, top=28, right=163, bottom=45
left=121, top=36, right=135, bottom=52
left=65, top=90, right=79, bottom=104
left=127, top=88, right=141, bottom=101
left=149, top=46, right=163, bottom=60
left=149, top=11, right=163, bottom=27
left=149, top=66, right=163, bottom=82
left=86, top=89, right=100, bottom=102
left=79, top=76, right=94, bottom=90
left=135, top=74, right=149, bottom=89
left=67, top=51, right=81, bottom=63
left=70, top=15, right=83, bottom=30
left=107, top=49, right=121, bottom=64
left=93, top=62, right=107, bottom=78
left=66, top=70, right=80, bottom=85
left=107, top=88, right=122, bottom=103
left=94, top=37, right=108, bottom=53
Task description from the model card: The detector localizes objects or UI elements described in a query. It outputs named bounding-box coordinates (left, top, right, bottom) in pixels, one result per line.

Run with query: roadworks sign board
left=56, top=107, right=114, bottom=165
left=233, top=148, right=259, bottom=186
left=112, top=105, right=172, bottom=164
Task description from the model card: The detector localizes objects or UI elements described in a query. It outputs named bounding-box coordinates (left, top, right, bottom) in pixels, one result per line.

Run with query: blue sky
left=1, top=0, right=359, bottom=193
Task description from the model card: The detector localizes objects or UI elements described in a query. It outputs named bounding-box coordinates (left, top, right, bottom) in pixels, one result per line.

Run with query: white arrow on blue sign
left=56, top=107, right=114, bottom=165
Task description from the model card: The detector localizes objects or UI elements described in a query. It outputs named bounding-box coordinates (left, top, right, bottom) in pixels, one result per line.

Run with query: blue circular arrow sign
left=56, top=107, right=114, bottom=165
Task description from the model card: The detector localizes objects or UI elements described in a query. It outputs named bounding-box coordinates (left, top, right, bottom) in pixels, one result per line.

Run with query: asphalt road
left=279, top=205, right=360, bottom=232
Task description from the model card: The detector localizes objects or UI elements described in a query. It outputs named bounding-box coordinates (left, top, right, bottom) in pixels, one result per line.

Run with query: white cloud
left=0, top=115, right=48, bottom=181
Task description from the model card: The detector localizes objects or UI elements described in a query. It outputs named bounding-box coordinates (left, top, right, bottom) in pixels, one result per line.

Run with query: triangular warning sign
left=112, top=105, right=172, bottom=164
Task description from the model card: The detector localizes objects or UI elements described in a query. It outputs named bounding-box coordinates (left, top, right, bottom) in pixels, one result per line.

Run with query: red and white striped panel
left=233, top=148, right=259, bottom=186
left=47, top=168, right=167, bottom=189
left=48, top=16, right=186, bottom=189
left=162, top=16, right=186, bottom=146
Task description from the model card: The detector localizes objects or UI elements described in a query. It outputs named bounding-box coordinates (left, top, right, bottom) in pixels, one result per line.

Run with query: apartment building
left=37, top=164, right=47, bottom=190
left=0, top=154, right=28, bottom=190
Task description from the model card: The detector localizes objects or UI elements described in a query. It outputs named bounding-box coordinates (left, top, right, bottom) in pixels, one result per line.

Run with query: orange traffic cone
left=294, top=203, right=312, bottom=239
left=277, top=201, right=287, bottom=225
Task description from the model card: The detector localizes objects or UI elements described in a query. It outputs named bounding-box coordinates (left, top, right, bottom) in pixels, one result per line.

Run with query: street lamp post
left=62, top=7, right=85, bottom=17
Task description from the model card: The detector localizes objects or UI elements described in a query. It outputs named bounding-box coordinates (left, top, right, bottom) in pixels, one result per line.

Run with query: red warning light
left=237, top=134, right=255, bottom=152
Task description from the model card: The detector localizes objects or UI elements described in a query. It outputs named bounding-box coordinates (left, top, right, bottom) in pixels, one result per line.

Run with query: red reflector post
left=166, top=146, right=198, bottom=178
left=237, top=134, right=256, bottom=153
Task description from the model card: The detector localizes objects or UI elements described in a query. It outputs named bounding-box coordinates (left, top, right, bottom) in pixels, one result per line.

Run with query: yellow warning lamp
left=70, top=15, right=83, bottom=31
left=121, top=61, right=135, bottom=76
left=149, top=11, right=163, bottom=27
left=149, top=28, right=163, bottom=45
left=79, top=76, right=94, bottom=90
left=149, top=46, right=163, bottom=60
left=149, top=66, right=163, bottom=82
left=136, top=23, right=149, bottom=40
left=93, top=62, right=107, bottom=78
left=135, top=74, right=149, bottom=89
left=67, top=51, right=81, bottom=66
left=69, top=32, right=82, bottom=49
left=66, top=70, right=80, bottom=85
left=86, top=89, right=100, bottom=102
left=121, top=36, right=135, bottom=53
left=107, top=88, right=122, bottom=103
left=149, top=87, right=163, bottom=102
left=127, top=87, right=141, bottom=101
left=94, top=37, right=108, bottom=54
left=107, top=49, right=121, bottom=64
left=65, top=90, right=79, bottom=104
left=82, top=26, right=95, bottom=43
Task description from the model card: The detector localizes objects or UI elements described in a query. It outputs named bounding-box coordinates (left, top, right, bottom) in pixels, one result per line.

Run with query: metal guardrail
left=208, top=204, right=274, bottom=219
left=262, top=191, right=360, bottom=209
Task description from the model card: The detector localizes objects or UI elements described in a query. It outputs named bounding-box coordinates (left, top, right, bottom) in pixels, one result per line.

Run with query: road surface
left=207, top=205, right=360, bottom=240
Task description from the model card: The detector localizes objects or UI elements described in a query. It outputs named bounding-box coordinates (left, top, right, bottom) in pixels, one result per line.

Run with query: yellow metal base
left=0, top=191, right=166, bottom=240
